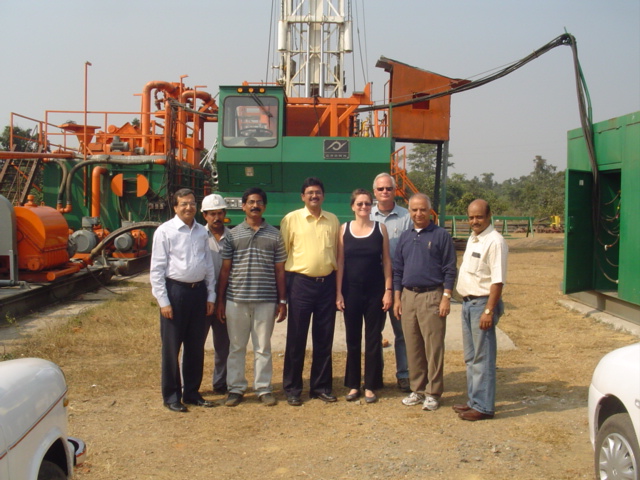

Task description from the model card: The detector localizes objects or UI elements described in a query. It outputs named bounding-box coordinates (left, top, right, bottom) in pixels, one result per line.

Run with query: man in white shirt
left=150, top=188, right=216, bottom=412
left=454, top=199, right=508, bottom=421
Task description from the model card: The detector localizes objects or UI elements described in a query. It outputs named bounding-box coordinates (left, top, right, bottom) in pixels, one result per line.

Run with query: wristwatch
left=279, top=299, right=287, bottom=305
left=442, top=292, right=451, bottom=298
left=484, top=308, right=493, bottom=315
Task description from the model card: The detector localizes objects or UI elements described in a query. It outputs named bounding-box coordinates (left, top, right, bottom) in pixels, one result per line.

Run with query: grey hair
left=372, top=172, right=396, bottom=190
left=409, top=193, right=432, bottom=211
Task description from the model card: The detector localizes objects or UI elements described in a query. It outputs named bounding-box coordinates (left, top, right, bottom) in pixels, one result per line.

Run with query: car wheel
left=595, top=413, right=640, bottom=480
left=37, top=460, right=67, bottom=480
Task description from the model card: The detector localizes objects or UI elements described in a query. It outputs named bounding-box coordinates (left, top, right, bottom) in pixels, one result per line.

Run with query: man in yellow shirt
left=281, top=177, right=340, bottom=406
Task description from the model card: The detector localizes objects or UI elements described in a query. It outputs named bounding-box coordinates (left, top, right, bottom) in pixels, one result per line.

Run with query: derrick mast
left=278, top=0, right=352, bottom=98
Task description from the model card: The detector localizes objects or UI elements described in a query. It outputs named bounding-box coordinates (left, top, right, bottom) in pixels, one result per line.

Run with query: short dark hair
left=242, top=187, right=267, bottom=205
left=301, top=177, right=325, bottom=194
left=350, top=188, right=373, bottom=206
left=173, top=188, right=195, bottom=206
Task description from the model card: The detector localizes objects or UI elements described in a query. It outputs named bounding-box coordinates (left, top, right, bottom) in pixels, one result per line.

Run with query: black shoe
left=345, top=390, right=361, bottom=402
left=184, top=398, right=216, bottom=408
left=287, top=395, right=302, bottom=406
left=365, top=393, right=378, bottom=404
left=397, top=378, right=411, bottom=393
left=164, top=402, right=188, bottom=413
left=213, top=386, right=228, bottom=395
left=311, top=392, right=337, bottom=403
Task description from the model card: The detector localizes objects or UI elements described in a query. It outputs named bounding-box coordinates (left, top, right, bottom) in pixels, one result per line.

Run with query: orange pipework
left=142, top=81, right=178, bottom=154
left=91, top=166, right=108, bottom=218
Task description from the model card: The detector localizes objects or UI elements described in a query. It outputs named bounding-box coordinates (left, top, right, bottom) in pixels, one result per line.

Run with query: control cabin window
left=222, top=95, right=278, bottom=148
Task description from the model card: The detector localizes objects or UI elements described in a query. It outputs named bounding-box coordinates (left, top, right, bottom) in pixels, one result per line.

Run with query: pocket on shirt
left=465, top=251, right=481, bottom=274
left=324, top=229, right=335, bottom=249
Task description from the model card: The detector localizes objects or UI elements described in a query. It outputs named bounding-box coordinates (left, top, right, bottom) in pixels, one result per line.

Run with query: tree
left=0, top=125, right=40, bottom=152
left=502, top=156, right=564, bottom=220
left=406, top=143, right=454, bottom=200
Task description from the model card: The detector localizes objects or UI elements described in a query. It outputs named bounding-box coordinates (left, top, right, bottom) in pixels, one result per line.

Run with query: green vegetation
left=407, top=144, right=564, bottom=221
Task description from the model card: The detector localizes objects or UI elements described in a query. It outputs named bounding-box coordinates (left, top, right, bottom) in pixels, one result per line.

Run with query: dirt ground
left=3, top=234, right=639, bottom=479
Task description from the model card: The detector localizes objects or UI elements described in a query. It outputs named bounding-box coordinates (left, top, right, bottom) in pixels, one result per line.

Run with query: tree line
left=407, top=143, right=564, bottom=221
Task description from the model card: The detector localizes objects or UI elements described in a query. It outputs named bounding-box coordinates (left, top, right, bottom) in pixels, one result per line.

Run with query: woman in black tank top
left=336, top=189, right=393, bottom=403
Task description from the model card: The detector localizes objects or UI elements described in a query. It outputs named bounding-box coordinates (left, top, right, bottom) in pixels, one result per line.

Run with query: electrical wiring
left=357, top=33, right=576, bottom=113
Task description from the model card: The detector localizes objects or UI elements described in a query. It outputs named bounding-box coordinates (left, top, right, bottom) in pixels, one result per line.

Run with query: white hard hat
left=201, top=194, right=227, bottom=212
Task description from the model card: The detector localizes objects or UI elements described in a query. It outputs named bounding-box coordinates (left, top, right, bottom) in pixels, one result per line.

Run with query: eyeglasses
left=356, top=202, right=372, bottom=207
left=246, top=200, right=265, bottom=206
left=178, top=202, right=197, bottom=207
left=304, top=190, right=323, bottom=196
left=376, top=187, right=393, bottom=192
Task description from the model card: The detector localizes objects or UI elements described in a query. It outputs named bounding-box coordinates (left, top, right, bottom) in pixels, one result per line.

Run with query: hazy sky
left=1, top=0, right=638, bottom=182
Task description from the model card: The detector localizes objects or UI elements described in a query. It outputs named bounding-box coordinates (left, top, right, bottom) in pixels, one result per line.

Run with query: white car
left=589, top=342, right=640, bottom=480
left=0, top=358, right=86, bottom=479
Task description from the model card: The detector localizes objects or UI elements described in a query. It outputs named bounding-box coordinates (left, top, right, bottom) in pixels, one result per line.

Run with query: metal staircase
left=0, top=157, right=42, bottom=205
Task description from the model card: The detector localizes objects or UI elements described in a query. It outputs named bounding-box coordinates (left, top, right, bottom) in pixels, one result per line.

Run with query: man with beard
left=201, top=193, right=231, bottom=395
left=216, top=188, right=287, bottom=407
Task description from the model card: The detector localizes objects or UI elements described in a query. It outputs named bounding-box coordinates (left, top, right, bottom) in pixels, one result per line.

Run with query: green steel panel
left=563, top=170, right=594, bottom=294
left=564, top=111, right=640, bottom=309
left=618, top=119, right=640, bottom=304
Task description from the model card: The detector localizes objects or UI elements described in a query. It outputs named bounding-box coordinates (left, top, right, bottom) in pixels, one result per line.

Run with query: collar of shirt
left=372, top=203, right=402, bottom=218
left=470, top=223, right=495, bottom=243
left=239, top=219, right=267, bottom=231
left=170, top=214, right=195, bottom=231
left=411, top=221, right=435, bottom=233
left=303, top=205, right=328, bottom=220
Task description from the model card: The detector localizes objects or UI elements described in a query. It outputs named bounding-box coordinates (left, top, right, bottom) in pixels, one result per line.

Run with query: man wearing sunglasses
left=370, top=173, right=412, bottom=392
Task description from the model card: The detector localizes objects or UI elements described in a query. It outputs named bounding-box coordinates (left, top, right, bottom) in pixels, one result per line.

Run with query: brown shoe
left=458, top=409, right=494, bottom=421
left=452, top=404, right=471, bottom=413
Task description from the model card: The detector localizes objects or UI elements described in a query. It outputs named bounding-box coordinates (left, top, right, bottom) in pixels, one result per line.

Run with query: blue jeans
left=461, top=297, right=504, bottom=415
left=385, top=306, right=409, bottom=380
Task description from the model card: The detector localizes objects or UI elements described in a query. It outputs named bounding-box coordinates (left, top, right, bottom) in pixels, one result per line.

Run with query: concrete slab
left=558, top=298, right=640, bottom=337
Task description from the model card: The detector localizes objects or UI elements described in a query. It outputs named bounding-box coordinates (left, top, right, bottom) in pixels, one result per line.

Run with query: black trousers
left=343, top=281, right=385, bottom=391
left=283, top=272, right=336, bottom=397
left=160, top=280, right=209, bottom=404
left=207, top=313, right=230, bottom=391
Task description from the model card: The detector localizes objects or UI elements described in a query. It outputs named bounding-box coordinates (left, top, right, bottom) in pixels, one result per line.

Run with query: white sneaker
left=402, top=392, right=426, bottom=406
left=422, top=395, right=440, bottom=411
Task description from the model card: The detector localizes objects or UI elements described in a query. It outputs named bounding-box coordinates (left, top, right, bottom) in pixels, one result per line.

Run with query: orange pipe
left=91, top=166, right=108, bottom=218
left=45, top=263, right=82, bottom=282
left=142, top=81, right=178, bottom=153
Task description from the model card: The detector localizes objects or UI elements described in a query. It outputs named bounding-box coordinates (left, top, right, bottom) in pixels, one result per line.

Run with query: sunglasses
left=376, top=187, right=393, bottom=192
left=356, top=202, right=372, bottom=207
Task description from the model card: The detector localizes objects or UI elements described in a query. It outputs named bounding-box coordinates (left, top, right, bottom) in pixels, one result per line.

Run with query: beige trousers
left=400, top=288, right=446, bottom=397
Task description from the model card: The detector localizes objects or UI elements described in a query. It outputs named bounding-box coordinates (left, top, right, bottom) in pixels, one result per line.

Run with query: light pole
left=84, top=61, right=92, bottom=162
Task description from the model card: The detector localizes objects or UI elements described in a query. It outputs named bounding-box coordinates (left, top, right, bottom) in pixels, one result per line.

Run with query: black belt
left=463, top=295, right=488, bottom=302
left=166, top=278, right=204, bottom=289
left=404, top=285, right=441, bottom=293
left=296, top=272, right=335, bottom=283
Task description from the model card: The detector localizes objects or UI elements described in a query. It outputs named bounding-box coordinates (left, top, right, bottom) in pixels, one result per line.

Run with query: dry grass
left=4, top=234, right=639, bottom=479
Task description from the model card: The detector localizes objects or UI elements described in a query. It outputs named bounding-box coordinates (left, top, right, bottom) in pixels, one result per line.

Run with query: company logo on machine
left=324, top=140, right=350, bottom=159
